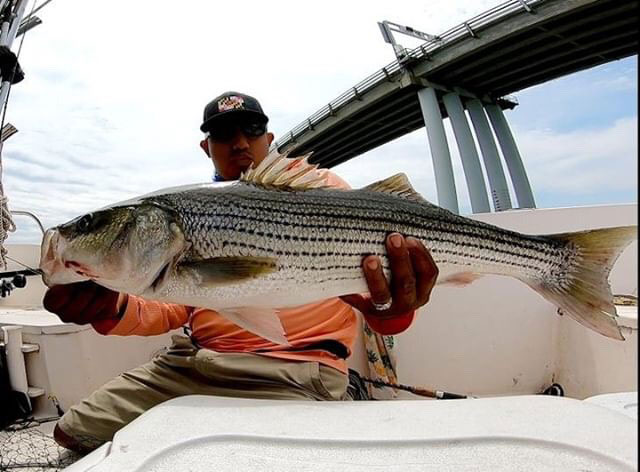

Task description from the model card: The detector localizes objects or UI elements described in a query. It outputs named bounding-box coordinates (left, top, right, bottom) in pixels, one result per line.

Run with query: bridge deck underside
left=294, top=85, right=427, bottom=168
left=285, top=0, right=638, bottom=169
left=430, top=0, right=638, bottom=98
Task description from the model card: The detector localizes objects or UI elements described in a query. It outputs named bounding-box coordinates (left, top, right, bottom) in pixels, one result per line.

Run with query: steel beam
left=417, top=87, right=459, bottom=213
left=466, top=99, right=512, bottom=212
left=485, top=104, right=536, bottom=209
left=442, top=93, right=491, bottom=213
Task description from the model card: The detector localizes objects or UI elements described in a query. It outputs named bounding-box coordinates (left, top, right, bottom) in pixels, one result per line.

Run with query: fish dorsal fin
left=240, top=149, right=330, bottom=190
left=364, top=173, right=432, bottom=204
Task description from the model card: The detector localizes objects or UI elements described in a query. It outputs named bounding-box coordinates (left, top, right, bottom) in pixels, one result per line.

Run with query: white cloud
left=516, top=117, right=638, bottom=194
left=593, top=75, right=637, bottom=92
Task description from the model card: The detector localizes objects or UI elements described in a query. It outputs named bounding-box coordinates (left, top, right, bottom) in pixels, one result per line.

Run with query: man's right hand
left=43, top=281, right=125, bottom=325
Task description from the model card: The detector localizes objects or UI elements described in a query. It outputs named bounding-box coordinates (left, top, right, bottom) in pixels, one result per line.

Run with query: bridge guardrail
left=276, top=0, right=544, bottom=152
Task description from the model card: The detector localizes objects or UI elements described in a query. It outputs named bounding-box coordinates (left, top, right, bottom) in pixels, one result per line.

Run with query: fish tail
left=531, top=225, right=636, bottom=341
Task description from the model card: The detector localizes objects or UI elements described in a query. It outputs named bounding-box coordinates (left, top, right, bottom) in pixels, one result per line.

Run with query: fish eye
left=76, top=214, right=93, bottom=233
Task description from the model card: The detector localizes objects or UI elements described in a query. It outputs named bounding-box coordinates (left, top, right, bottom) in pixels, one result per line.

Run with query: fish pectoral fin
left=181, top=257, right=278, bottom=286
left=219, top=307, right=289, bottom=345
left=438, top=272, right=483, bottom=287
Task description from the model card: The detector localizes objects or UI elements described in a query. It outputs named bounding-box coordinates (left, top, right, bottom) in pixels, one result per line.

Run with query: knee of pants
left=55, top=419, right=106, bottom=453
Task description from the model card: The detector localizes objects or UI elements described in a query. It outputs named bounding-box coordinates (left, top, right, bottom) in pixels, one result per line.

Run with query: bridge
left=275, top=0, right=638, bottom=214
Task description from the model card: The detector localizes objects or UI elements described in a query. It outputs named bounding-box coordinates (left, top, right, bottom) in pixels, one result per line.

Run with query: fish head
left=40, top=203, right=187, bottom=293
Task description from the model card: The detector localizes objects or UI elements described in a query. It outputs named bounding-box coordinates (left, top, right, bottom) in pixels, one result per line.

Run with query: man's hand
left=43, top=281, right=125, bottom=325
left=340, top=233, right=438, bottom=334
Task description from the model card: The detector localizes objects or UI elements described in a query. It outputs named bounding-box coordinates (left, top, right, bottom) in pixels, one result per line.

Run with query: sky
left=1, top=0, right=637, bottom=245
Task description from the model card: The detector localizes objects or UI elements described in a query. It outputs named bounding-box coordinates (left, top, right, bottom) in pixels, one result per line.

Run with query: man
left=44, top=92, right=438, bottom=452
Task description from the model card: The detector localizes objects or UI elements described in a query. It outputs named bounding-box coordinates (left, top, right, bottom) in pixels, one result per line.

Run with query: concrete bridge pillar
left=442, top=93, right=491, bottom=214
left=466, top=99, right=513, bottom=212
left=417, top=87, right=459, bottom=214
left=485, top=104, right=536, bottom=209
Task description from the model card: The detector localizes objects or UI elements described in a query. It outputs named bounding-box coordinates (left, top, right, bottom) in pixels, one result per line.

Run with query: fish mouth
left=39, top=229, right=62, bottom=285
left=63, top=260, right=99, bottom=279
left=39, top=229, right=93, bottom=286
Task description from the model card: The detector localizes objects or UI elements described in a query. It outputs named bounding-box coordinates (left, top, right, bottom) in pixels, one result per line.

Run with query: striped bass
left=39, top=152, right=637, bottom=343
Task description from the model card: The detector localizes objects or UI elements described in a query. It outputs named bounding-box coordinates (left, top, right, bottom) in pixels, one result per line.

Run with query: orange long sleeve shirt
left=102, top=297, right=358, bottom=373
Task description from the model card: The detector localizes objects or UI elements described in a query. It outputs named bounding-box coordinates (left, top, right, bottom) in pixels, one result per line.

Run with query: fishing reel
left=0, top=273, right=27, bottom=298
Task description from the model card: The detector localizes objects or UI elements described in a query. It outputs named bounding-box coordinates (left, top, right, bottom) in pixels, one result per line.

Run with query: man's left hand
left=340, top=233, right=438, bottom=334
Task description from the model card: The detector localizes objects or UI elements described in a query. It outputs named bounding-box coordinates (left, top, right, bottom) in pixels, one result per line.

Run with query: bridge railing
left=275, top=0, right=544, bottom=152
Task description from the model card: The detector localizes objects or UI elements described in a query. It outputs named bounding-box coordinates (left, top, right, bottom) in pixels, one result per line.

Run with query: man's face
left=200, top=119, right=274, bottom=181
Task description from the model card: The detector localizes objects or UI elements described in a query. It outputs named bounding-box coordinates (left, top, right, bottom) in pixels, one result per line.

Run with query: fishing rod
left=359, top=376, right=566, bottom=400
left=0, top=254, right=41, bottom=297
left=359, top=375, right=471, bottom=399
left=1, top=255, right=42, bottom=277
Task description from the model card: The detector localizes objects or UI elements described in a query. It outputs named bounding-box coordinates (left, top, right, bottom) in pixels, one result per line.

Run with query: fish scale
left=40, top=153, right=636, bottom=342
left=150, top=184, right=570, bottom=297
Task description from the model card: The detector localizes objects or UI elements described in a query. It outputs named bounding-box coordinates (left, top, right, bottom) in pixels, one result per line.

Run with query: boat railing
left=9, top=210, right=45, bottom=235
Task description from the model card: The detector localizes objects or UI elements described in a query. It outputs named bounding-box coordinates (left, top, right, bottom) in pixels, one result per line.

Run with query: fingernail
left=390, top=234, right=402, bottom=248
left=366, top=258, right=379, bottom=270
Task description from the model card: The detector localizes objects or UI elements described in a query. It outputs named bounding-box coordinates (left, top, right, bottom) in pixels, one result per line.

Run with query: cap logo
left=218, top=95, right=245, bottom=112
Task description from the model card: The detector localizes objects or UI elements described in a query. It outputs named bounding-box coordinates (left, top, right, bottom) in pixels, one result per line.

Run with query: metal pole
left=0, top=19, right=10, bottom=45
left=20, top=0, right=52, bottom=23
left=485, top=103, right=536, bottom=209
left=442, top=93, right=491, bottom=213
left=7, top=0, right=29, bottom=45
left=466, top=99, right=512, bottom=211
left=0, top=1, right=9, bottom=17
left=417, top=87, right=459, bottom=213
left=0, top=0, right=29, bottom=117
left=0, top=13, right=13, bottom=153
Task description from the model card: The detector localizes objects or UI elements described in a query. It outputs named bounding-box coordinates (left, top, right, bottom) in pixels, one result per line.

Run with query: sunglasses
left=208, top=122, right=267, bottom=142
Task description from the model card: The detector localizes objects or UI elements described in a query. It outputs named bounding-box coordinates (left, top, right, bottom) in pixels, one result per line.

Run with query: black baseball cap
left=200, top=91, right=269, bottom=133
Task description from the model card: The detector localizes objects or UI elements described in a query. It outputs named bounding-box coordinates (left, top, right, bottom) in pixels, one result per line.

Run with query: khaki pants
left=58, top=335, right=349, bottom=450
